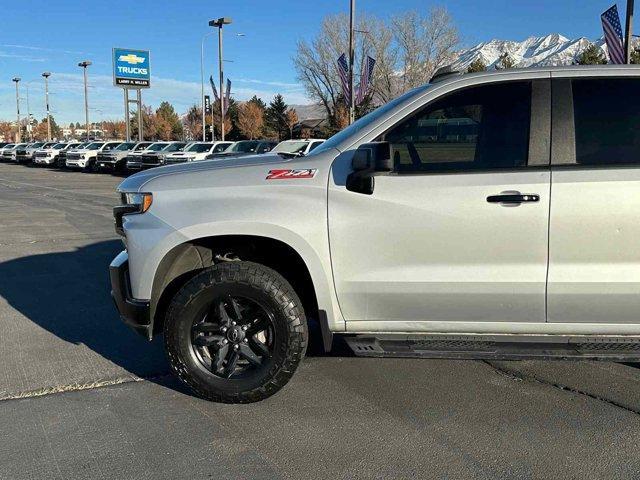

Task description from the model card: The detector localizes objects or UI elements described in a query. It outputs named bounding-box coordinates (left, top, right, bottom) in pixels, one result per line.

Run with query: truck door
left=547, top=77, right=640, bottom=324
left=328, top=80, right=552, bottom=328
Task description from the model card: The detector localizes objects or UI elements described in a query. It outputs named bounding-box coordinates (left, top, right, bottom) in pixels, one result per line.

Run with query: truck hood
left=118, top=152, right=290, bottom=192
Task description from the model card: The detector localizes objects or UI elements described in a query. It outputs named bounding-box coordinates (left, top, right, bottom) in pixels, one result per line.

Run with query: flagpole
left=348, top=0, right=355, bottom=125
left=625, top=0, right=635, bottom=63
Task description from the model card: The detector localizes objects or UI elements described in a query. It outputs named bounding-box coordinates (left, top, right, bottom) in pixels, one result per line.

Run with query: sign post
left=113, top=48, right=150, bottom=141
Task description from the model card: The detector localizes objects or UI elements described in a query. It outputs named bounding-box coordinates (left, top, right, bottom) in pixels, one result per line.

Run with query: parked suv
left=272, top=139, right=325, bottom=157
left=96, top=141, right=149, bottom=173
left=66, top=141, right=121, bottom=171
left=126, top=142, right=171, bottom=171
left=164, top=141, right=233, bottom=164
left=111, top=65, right=640, bottom=403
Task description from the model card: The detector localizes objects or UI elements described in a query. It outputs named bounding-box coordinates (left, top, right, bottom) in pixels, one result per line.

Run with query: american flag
left=337, top=53, right=351, bottom=105
left=356, top=56, right=376, bottom=105
left=601, top=4, right=625, bottom=64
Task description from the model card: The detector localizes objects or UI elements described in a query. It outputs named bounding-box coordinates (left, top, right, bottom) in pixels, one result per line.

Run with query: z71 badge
left=266, top=169, right=317, bottom=180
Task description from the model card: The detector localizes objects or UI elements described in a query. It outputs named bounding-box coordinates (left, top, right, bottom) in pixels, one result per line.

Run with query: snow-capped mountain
left=451, top=33, right=609, bottom=70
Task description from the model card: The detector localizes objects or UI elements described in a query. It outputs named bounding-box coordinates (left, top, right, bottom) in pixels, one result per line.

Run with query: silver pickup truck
left=110, top=65, right=640, bottom=403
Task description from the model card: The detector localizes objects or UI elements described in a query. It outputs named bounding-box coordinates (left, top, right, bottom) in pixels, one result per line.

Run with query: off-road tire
left=164, top=261, right=308, bottom=403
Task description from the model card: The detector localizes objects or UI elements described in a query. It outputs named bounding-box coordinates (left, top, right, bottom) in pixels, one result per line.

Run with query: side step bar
left=344, top=334, right=640, bottom=361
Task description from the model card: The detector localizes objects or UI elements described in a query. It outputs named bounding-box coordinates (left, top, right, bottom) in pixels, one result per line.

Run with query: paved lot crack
left=0, top=374, right=172, bottom=403
left=483, top=360, right=640, bottom=417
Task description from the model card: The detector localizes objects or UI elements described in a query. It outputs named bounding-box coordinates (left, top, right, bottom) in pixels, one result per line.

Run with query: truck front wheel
left=163, top=261, right=308, bottom=403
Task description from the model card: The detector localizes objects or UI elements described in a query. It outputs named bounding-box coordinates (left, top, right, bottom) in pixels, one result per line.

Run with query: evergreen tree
left=467, top=58, right=487, bottom=73
left=575, top=44, right=607, bottom=65
left=75, top=122, right=81, bottom=129
left=495, top=53, right=516, bottom=70
left=155, top=101, right=184, bottom=140
left=265, top=94, right=289, bottom=140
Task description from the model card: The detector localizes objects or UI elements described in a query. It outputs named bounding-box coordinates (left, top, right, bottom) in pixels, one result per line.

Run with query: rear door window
left=571, top=78, right=640, bottom=166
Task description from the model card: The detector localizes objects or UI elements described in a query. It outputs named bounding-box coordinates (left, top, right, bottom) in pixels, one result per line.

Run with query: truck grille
left=35, top=152, right=49, bottom=158
left=140, top=154, right=160, bottom=165
left=67, top=153, right=82, bottom=160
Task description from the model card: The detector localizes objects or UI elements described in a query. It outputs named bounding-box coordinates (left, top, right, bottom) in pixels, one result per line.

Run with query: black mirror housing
left=347, top=142, right=393, bottom=195
left=351, top=142, right=393, bottom=173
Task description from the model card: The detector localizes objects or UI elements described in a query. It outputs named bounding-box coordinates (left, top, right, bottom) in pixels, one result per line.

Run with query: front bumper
left=109, top=250, right=152, bottom=339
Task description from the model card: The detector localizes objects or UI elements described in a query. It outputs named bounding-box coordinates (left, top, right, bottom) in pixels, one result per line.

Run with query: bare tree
left=392, top=8, right=459, bottom=92
left=237, top=102, right=264, bottom=140
left=293, top=7, right=459, bottom=121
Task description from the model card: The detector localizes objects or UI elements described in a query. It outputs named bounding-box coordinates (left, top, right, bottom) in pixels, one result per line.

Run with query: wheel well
left=152, top=235, right=320, bottom=340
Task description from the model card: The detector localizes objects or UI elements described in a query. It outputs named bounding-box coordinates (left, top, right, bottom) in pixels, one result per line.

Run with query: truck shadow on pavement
left=0, top=239, right=170, bottom=381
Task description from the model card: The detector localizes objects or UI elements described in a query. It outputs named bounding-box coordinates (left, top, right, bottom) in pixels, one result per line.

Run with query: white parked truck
left=66, top=141, right=121, bottom=171
left=164, top=141, right=233, bottom=164
left=111, top=65, right=640, bottom=403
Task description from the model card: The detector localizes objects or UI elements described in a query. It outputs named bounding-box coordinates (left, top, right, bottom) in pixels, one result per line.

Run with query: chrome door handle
left=487, top=193, right=539, bottom=204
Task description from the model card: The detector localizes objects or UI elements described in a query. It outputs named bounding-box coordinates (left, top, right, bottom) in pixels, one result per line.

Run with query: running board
left=344, top=334, right=640, bottom=361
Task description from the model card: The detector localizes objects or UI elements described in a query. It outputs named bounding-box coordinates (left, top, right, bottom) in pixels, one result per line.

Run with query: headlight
left=121, top=192, right=153, bottom=214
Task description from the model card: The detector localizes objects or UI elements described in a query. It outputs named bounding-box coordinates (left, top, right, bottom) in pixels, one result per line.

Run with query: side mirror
left=347, top=142, right=393, bottom=195
left=352, top=142, right=393, bottom=173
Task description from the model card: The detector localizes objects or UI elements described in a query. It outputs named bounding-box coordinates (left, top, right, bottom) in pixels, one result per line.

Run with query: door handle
left=487, top=193, right=539, bottom=204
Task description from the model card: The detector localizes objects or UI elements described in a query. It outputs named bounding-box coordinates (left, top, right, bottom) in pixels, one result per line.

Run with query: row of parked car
left=0, top=138, right=325, bottom=174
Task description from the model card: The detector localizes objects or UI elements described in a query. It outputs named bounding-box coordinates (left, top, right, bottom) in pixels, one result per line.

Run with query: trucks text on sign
left=113, top=48, right=151, bottom=88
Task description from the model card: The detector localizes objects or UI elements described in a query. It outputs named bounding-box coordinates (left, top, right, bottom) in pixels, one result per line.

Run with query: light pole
left=25, top=82, right=32, bottom=141
left=42, top=72, right=51, bottom=141
left=348, top=0, right=356, bottom=124
left=209, top=17, right=232, bottom=141
left=78, top=60, right=92, bottom=141
left=12, top=77, right=21, bottom=142
left=200, top=31, right=215, bottom=141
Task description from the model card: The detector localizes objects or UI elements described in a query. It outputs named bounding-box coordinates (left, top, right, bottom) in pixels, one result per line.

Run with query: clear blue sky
left=0, top=0, right=621, bottom=124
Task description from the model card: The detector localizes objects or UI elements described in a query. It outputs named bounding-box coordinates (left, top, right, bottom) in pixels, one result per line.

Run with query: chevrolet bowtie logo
left=118, top=54, right=145, bottom=65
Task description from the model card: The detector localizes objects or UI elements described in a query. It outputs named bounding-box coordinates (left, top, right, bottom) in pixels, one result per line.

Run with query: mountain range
left=451, top=33, right=611, bottom=70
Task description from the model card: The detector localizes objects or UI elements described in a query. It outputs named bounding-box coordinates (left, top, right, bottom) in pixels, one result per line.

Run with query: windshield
left=42, top=142, right=56, bottom=148
left=115, top=142, right=136, bottom=151
left=313, top=85, right=431, bottom=154
left=103, top=143, right=121, bottom=151
left=273, top=141, right=309, bottom=154
left=135, top=143, right=151, bottom=151
left=86, top=142, right=104, bottom=150
left=30, top=143, right=45, bottom=148
left=230, top=141, right=259, bottom=153
left=147, top=143, right=168, bottom=151
left=164, top=142, right=186, bottom=152
left=4, top=144, right=15, bottom=149
left=52, top=143, right=66, bottom=149
left=186, top=143, right=213, bottom=153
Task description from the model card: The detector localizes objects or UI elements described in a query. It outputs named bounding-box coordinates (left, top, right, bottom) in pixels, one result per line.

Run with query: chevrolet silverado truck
left=130, top=141, right=187, bottom=170
left=54, top=142, right=84, bottom=168
left=111, top=65, right=640, bottom=403
left=205, top=140, right=276, bottom=160
left=96, top=141, right=148, bottom=173
left=164, top=141, right=233, bottom=165
left=272, top=139, right=325, bottom=157
left=16, top=142, right=47, bottom=163
left=2, top=143, right=29, bottom=162
left=66, top=141, right=121, bottom=171
left=33, top=142, right=72, bottom=166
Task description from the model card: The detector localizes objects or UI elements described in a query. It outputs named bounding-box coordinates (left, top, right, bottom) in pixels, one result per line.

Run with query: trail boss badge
left=266, top=169, right=317, bottom=180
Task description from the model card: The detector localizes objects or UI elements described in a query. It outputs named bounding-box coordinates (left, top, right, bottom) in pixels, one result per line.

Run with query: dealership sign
left=112, top=48, right=150, bottom=88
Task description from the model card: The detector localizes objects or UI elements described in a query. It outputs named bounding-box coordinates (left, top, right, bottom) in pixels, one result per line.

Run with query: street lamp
left=78, top=60, right=92, bottom=141
left=12, top=77, right=21, bottom=142
left=209, top=17, right=232, bottom=141
left=42, top=72, right=51, bottom=141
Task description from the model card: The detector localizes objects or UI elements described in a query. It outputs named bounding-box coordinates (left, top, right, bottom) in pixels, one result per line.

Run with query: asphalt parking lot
left=2, top=162, right=640, bottom=479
